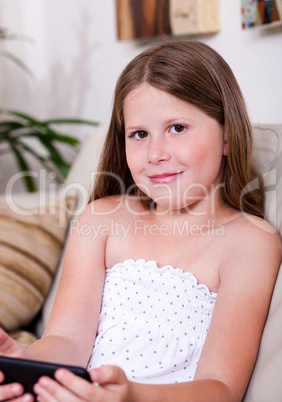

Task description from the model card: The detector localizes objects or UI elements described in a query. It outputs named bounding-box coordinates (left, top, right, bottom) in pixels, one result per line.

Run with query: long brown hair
left=90, top=39, right=265, bottom=218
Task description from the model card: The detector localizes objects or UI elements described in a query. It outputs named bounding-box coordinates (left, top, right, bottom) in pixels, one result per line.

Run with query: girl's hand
left=34, top=365, right=133, bottom=402
left=0, top=328, right=35, bottom=401
left=0, top=327, right=33, bottom=359
left=0, top=370, right=33, bottom=402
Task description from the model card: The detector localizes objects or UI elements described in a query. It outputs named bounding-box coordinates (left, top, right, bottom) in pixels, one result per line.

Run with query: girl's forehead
left=124, top=83, right=155, bottom=103
left=124, top=83, right=183, bottom=109
left=124, top=83, right=201, bottom=115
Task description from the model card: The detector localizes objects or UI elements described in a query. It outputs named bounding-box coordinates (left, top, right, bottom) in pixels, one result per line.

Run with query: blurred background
left=0, top=0, right=281, bottom=193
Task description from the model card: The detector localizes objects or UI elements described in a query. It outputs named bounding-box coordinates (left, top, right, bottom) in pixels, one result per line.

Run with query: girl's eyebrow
left=124, top=125, right=145, bottom=131
left=165, top=117, right=197, bottom=123
left=125, top=117, right=197, bottom=130
left=124, top=111, right=201, bottom=132
left=127, top=114, right=198, bottom=124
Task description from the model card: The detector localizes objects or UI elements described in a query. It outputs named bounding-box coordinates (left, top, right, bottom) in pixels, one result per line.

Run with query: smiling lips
left=149, top=172, right=183, bottom=184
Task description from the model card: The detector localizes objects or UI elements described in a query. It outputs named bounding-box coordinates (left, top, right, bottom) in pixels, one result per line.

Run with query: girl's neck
left=151, top=187, right=234, bottom=224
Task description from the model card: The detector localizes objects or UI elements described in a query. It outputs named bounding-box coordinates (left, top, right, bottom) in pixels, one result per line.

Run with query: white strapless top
left=87, top=259, right=217, bottom=384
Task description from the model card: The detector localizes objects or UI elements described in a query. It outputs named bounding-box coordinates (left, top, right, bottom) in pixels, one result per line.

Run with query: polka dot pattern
left=88, top=259, right=217, bottom=384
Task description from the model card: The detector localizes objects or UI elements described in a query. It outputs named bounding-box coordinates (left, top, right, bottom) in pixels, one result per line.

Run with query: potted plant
left=0, top=27, right=98, bottom=191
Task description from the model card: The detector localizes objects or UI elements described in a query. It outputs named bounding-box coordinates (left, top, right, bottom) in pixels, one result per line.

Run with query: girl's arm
left=28, top=200, right=108, bottom=366
left=192, top=221, right=281, bottom=401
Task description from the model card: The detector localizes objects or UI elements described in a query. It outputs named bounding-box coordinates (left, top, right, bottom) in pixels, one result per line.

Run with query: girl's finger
left=34, top=381, right=60, bottom=402
left=34, top=374, right=87, bottom=402
left=90, top=365, right=127, bottom=386
left=0, top=369, right=34, bottom=402
left=12, top=394, right=34, bottom=402
left=54, top=369, right=98, bottom=400
left=0, top=382, right=25, bottom=401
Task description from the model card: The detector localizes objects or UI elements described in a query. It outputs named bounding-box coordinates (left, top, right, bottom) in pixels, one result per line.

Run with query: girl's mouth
left=149, top=172, right=183, bottom=184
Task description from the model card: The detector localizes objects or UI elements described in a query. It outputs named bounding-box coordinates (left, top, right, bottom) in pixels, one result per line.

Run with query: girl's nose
left=147, top=139, right=171, bottom=164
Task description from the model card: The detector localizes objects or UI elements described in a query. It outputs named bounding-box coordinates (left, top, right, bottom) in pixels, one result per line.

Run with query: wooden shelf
left=115, top=0, right=220, bottom=41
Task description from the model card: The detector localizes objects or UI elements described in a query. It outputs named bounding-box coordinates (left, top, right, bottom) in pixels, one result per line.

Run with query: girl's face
left=124, top=83, right=226, bottom=213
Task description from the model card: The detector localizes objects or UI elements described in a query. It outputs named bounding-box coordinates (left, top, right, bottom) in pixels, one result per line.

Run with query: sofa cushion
left=36, top=123, right=108, bottom=336
left=243, top=124, right=282, bottom=402
left=0, top=192, right=76, bottom=333
left=9, top=330, right=37, bottom=348
left=252, top=124, right=282, bottom=237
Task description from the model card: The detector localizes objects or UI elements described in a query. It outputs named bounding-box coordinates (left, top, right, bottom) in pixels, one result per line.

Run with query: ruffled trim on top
left=109, top=259, right=217, bottom=298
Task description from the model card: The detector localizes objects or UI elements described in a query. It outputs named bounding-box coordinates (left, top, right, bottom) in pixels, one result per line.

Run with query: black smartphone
left=0, top=355, right=91, bottom=396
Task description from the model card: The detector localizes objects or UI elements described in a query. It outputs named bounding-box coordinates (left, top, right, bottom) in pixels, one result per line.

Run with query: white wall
left=0, top=0, right=281, bottom=192
left=206, top=0, right=282, bottom=124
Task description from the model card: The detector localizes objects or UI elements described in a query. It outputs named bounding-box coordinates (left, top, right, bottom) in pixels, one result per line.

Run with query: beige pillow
left=35, top=122, right=109, bottom=337
left=243, top=124, right=282, bottom=402
left=0, top=192, right=76, bottom=332
left=9, top=330, right=37, bottom=348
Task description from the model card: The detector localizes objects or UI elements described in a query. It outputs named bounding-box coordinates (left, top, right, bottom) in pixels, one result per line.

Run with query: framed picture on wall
left=115, top=0, right=220, bottom=40
left=242, top=0, right=282, bottom=29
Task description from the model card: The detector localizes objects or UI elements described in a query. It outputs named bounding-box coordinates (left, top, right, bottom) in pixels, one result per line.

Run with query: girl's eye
left=129, top=130, right=148, bottom=139
left=170, top=124, right=185, bottom=134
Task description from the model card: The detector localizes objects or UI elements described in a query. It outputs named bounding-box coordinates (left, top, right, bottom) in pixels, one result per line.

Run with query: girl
left=0, top=39, right=281, bottom=402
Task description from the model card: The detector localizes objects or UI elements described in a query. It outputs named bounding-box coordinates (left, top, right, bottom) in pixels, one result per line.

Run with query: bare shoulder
left=228, top=213, right=281, bottom=257
left=79, top=195, right=124, bottom=218
left=77, top=195, right=146, bottom=225
left=220, top=212, right=281, bottom=288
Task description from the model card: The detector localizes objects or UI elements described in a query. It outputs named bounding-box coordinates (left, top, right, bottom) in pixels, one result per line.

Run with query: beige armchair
left=243, top=124, right=282, bottom=402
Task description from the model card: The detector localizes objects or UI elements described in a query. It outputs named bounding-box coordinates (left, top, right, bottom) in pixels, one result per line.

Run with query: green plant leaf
left=5, top=110, right=48, bottom=126
left=0, top=121, right=24, bottom=130
left=0, top=51, right=34, bottom=77
left=1, top=110, right=94, bottom=145
left=0, top=121, right=26, bottom=140
left=43, top=118, right=99, bottom=126
left=44, top=145, right=70, bottom=169
left=17, top=127, right=80, bottom=146
left=9, top=143, right=37, bottom=191
left=13, top=140, right=65, bottom=183
left=13, top=131, right=71, bottom=174
left=0, top=108, right=99, bottom=191
left=0, top=27, right=34, bottom=43
left=0, top=28, right=100, bottom=192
